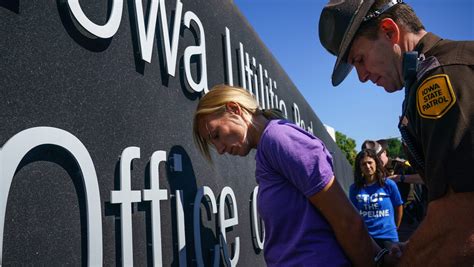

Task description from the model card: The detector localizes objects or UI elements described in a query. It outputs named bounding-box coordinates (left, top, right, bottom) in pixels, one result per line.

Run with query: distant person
left=361, top=139, right=423, bottom=183
left=362, top=139, right=427, bottom=241
left=319, top=0, right=474, bottom=264
left=193, top=85, right=387, bottom=266
left=388, top=157, right=428, bottom=241
left=361, top=140, right=390, bottom=171
left=350, top=149, right=403, bottom=249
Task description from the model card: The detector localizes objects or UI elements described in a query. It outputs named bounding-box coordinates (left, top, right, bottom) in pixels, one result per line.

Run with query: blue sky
left=233, top=0, right=474, bottom=150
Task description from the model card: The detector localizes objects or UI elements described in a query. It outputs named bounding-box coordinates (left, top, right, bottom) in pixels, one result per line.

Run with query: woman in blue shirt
left=350, top=149, right=403, bottom=249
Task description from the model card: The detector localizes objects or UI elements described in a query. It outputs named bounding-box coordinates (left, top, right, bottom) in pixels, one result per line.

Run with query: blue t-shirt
left=255, top=119, right=350, bottom=266
left=349, top=179, right=403, bottom=241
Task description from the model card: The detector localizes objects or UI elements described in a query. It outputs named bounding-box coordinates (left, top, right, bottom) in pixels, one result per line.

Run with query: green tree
left=386, top=138, right=405, bottom=159
left=335, top=131, right=357, bottom=167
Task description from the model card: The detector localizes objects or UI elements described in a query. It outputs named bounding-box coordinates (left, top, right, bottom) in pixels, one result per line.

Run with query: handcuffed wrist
left=374, top=248, right=389, bottom=267
left=400, top=174, right=406, bottom=183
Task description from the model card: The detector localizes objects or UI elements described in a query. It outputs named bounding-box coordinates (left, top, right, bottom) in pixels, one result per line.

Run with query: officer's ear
left=379, top=18, right=400, bottom=44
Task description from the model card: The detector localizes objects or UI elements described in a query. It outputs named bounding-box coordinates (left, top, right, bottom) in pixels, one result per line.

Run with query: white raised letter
left=239, top=43, right=246, bottom=89
left=176, top=190, right=187, bottom=266
left=245, top=53, right=253, bottom=93
left=142, top=151, right=168, bottom=266
left=133, top=0, right=159, bottom=63
left=0, top=127, right=103, bottom=266
left=258, top=65, right=265, bottom=109
left=193, top=187, right=219, bottom=267
left=279, top=99, right=288, bottom=119
left=219, top=187, right=240, bottom=267
left=307, top=121, right=314, bottom=135
left=268, top=76, right=275, bottom=108
left=67, top=0, right=123, bottom=38
left=158, top=0, right=183, bottom=76
left=224, top=27, right=234, bottom=86
left=183, top=11, right=208, bottom=93
left=293, top=103, right=301, bottom=127
left=264, top=69, right=270, bottom=109
left=252, top=57, right=260, bottom=104
left=251, top=186, right=264, bottom=249
left=110, top=147, right=142, bottom=267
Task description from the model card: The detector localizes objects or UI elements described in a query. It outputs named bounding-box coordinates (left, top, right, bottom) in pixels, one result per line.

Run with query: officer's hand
left=384, top=241, right=407, bottom=266
left=388, top=174, right=400, bottom=182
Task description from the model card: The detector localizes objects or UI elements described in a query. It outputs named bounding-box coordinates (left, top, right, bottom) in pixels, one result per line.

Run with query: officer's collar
left=414, top=32, right=442, bottom=55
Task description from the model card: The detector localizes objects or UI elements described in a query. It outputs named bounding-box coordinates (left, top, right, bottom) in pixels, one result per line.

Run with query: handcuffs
left=374, top=248, right=389, bottom=266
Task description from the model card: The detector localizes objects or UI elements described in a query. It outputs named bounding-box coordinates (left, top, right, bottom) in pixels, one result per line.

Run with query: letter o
left=0, top=127, right=103, bottom=266
left=67, top=0, right=123, bottom=38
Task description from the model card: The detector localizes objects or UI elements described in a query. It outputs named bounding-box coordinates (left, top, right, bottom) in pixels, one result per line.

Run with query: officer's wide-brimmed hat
left=319, top=0, right=402, bottom=86
left=361, top=139, right=388, bottom=156
left=319, top=0, right=376, bottom=86
left=376, top=139, right=388, bottom=152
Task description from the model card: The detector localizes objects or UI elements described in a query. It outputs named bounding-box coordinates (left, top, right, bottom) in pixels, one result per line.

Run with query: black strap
left=399, top=52, right=425, bottom=170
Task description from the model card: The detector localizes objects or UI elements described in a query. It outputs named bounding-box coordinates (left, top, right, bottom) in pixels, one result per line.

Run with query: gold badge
left=416, top=74, right=456, bottom=119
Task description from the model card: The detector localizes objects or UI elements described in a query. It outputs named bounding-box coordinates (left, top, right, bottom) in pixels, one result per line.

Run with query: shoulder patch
left=416, top=74, right=456, bottom=119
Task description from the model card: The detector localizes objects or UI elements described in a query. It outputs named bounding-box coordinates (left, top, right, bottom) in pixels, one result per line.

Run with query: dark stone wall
left=0, top=0, right=353, bottom=265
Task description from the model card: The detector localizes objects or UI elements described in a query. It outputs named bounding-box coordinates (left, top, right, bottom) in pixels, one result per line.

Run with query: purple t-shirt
left=255, top=120, right=350, bottom=266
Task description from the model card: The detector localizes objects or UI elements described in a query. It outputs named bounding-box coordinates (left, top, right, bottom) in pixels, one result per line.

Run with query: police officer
left=319, top=0, right=474, bottom=265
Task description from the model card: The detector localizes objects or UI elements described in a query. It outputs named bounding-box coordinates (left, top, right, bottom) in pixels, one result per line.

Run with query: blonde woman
left=193, top=84, right=387, bottom=266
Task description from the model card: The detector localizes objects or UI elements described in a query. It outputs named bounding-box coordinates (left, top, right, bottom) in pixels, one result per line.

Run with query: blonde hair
left=193, top=84, right=284, bottom=161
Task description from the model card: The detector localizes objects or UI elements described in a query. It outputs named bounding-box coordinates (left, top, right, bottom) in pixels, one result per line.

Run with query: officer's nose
left=355, top=65, right=369, bottom=83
